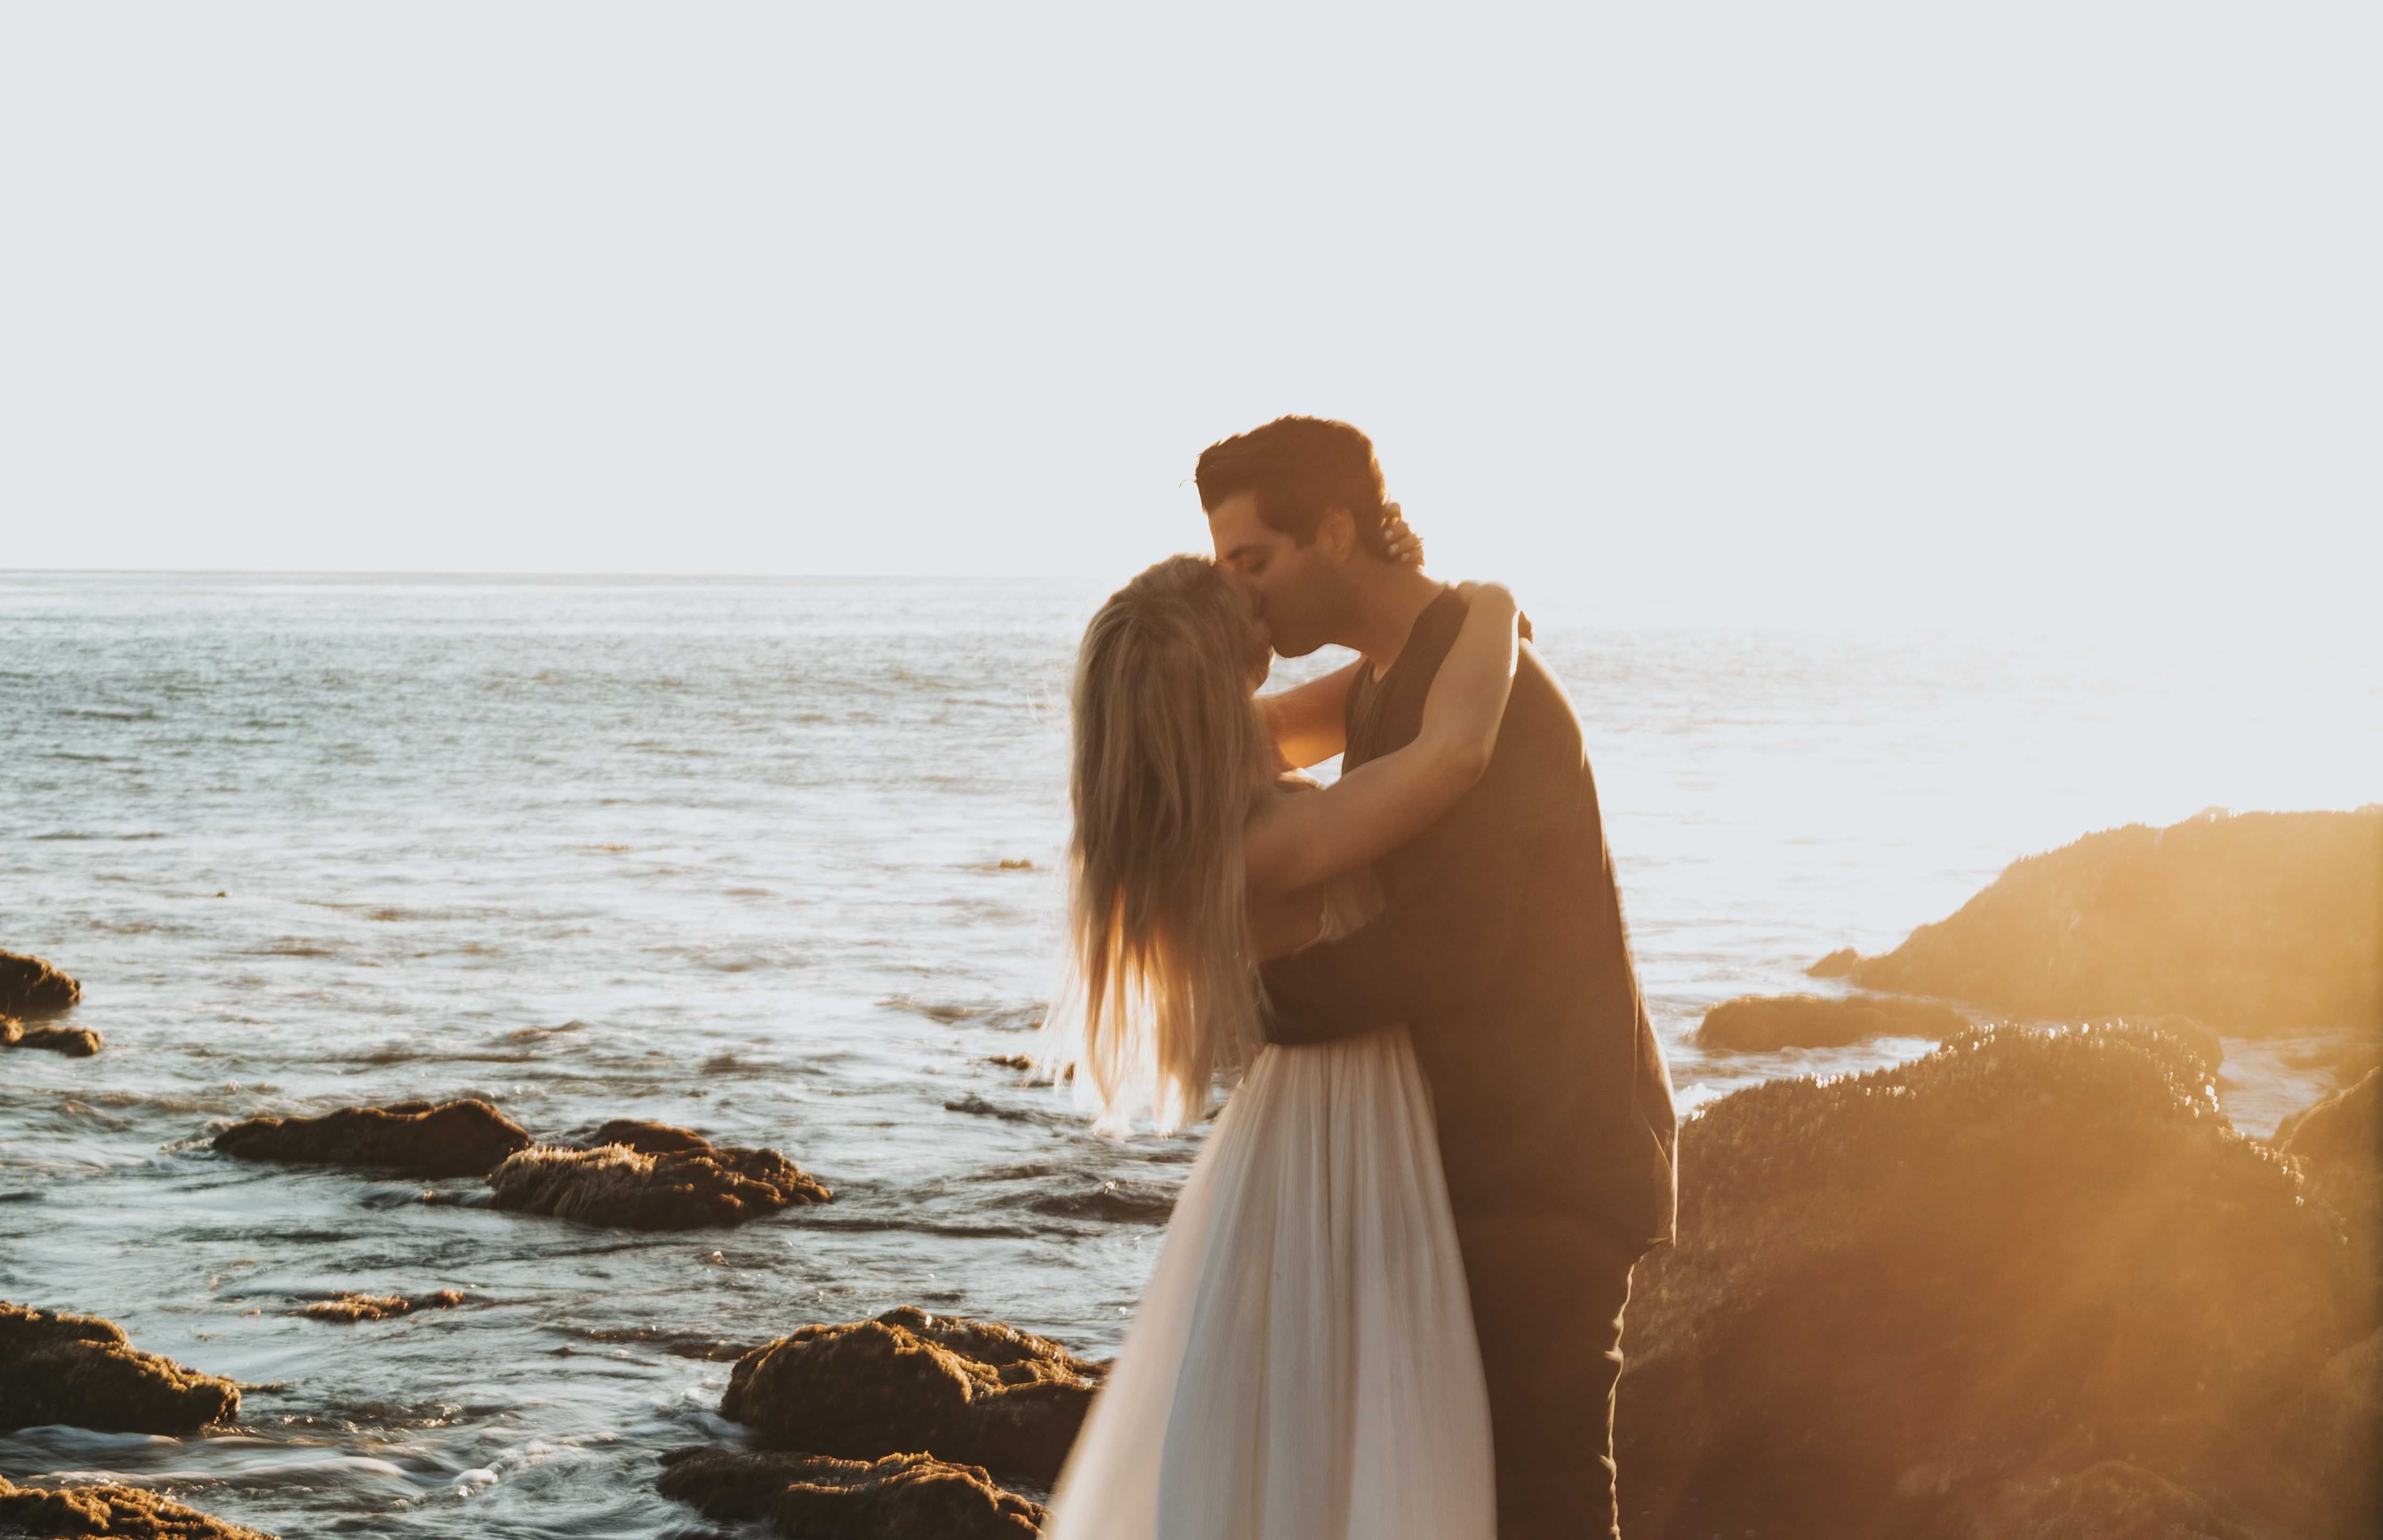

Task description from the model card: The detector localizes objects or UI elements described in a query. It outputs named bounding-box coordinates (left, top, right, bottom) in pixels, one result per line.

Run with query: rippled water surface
left=2, top=572, right=2373, bottom=1537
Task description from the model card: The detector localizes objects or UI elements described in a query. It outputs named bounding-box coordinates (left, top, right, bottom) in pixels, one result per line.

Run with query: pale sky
left=2, top=4, right=2376, bottom=627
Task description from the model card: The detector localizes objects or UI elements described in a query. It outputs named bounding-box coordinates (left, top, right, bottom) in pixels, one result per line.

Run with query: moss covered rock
left=486, top=1140, right=829, bottom=1229
left=720, top=1307, right=1105, bottom=1485
left=213, top=1098, right=530, bottom=1178
left=0, top=1303, right=239, bottom=1435
left=1616, top=1023, right=2371, bottom=1540
left=0, top=951, right=80, bottom=1018
left=0, top=1477, right=272, bottom=1539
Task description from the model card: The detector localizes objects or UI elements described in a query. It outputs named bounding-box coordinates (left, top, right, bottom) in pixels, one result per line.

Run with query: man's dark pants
left=1457, top=1212, right=1640, bottom=1538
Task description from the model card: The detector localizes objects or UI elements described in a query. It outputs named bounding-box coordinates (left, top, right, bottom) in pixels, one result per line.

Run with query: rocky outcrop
left=655, top=1448, right=1044, bottom=1538
left=1696, top=992, right=1972, bottom=1051
left=1820, top=810, right=2381, bottom=1032
left=2277, top=1066, right=2380, bottom=1172
left=0, top=1303, right=239, bottom=1435
left=1805, top=947, right=1860, bottom=978
left=0, top=1476, right=273, bottom=1539
left=1, top=1018, right=101, bottom=1056
left=2276, top=1068, right=2380, bottom=1318
left=0, top=951, right=80, bottom=1017
left=213, top=1098, right=530, bottom=1178
left=485, top=1140, right=830, bottom=1229
left=1615, top=1023, right=2374, bottom=1540
left=720, top=1307, right=1106, bottom=1485
left=296, top=1290, right=465, bottom=1324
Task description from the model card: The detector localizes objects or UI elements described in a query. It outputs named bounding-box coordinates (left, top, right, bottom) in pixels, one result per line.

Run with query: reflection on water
left=1, top=573, right=2372, bottom=1536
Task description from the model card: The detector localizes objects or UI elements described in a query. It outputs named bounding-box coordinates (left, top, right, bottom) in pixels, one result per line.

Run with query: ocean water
left=1, top=571, right=2374, bottom=1538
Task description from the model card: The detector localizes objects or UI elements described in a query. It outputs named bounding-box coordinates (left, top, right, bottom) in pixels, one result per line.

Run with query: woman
left=1039, top=543, right=1519, bottom=1539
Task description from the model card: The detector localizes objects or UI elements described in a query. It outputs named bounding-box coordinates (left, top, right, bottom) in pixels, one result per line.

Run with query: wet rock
left=656, top=1447, right=1044, bottom=1538
left=0, top=1475, right=273, bottom=1539
left=582, top=1117, right=712, bottom=1156
left=0, top=1302, right=239, bottom=1435
left=0, top=951, right=80, bottom=1017
left=2277, top=1066, right=2380, bottom=1172
left=1805, top=946, right=1862, bottom=978
left=1844, top=809, right=2382, bottom=1033
left=720, top=1306, right=1106, bottom=1484
left=212, top=1098, right=530, bottom=1178
left=1, top=1018, right=102, bottom=1056
left=485, top=1141, right=830, bottom=1229
left=296, top=1290, right=465, bottom=1324
left=1616, top=1023, right=2372, bottom=1540
left=2276, top=1068, right=2381, bottom=1317
left=1696, top=992, right=1972, bottom=1051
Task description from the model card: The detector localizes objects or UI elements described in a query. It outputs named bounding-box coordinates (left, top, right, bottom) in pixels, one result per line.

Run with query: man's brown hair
left=1195, top=416, right=1394, bottom=558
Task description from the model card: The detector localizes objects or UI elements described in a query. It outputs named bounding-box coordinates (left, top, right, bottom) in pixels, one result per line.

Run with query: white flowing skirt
left=1043, top=1026, right=1496, bottom=1540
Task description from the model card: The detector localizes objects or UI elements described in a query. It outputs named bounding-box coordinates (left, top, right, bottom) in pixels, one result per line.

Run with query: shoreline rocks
left=1696, top=992, right=1972, bottom=1051
left=213, top=1098, right=531, bottom=1178
left=486, top=1139, right=830, bottom=1229
left=1818, top=809, right=2382, bottom=1032
left=0, top=1476, right=273, bottom=1540
left=2276, top=1068, right=2381, bottom=1318
left=656, top=1448, right=1044, bottom=1538
left=2, top=1018, right=102, bottom=1057
left=721, top=1306, right=1105, bottom=1485
left=0, top=951, right=80, bottom=1018
left=1, top=1303, right=239, bottom=1436
left=1614, top=1022, right=2374, bottom=1540
left=296, top=1290, right=466, bottom=1324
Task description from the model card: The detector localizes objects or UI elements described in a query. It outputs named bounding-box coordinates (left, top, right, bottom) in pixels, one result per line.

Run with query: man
left=1201, top=415, right=1678, bottom=1538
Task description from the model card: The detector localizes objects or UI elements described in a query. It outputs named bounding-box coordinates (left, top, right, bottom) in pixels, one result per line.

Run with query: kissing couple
left=1035, top=415, right=1680, bottom=1539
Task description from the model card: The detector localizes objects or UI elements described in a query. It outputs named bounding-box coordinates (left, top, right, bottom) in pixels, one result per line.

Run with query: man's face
left=1207, top=492, right=1344, bottom=658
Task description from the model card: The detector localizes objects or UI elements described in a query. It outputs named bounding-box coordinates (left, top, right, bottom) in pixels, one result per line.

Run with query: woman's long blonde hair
left=1041, top=555, right=1276, bottom=1132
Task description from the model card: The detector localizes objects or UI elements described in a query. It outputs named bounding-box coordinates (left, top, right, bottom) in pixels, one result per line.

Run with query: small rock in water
left=296, top=1289, right=466, bottom=1324
left=0, top=1474, right=275, bottom=1539
left=212, top=1098, right=532, bottom=1178
left=720, top=1306, right=1105, bottom=1485
left=1695, top=992, right=1971, bottom=1051
left=486, top=1141, right=830, bottom=1229
left=0, top=1301, right=239, bottom=1435
left=1804, top=946, right=1862, bottom=978
left=0, top=951, right=81, bottom=1017
left=1, top=1017, right=102, bottom=1056
left=581, top=1117, right=714, bottom=1156
left=657, top=1447, right=1043, bottom=1538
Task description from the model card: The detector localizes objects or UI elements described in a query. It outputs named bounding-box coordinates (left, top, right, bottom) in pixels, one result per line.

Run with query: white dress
left=1043, top=898, right=1497, bottom=1539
